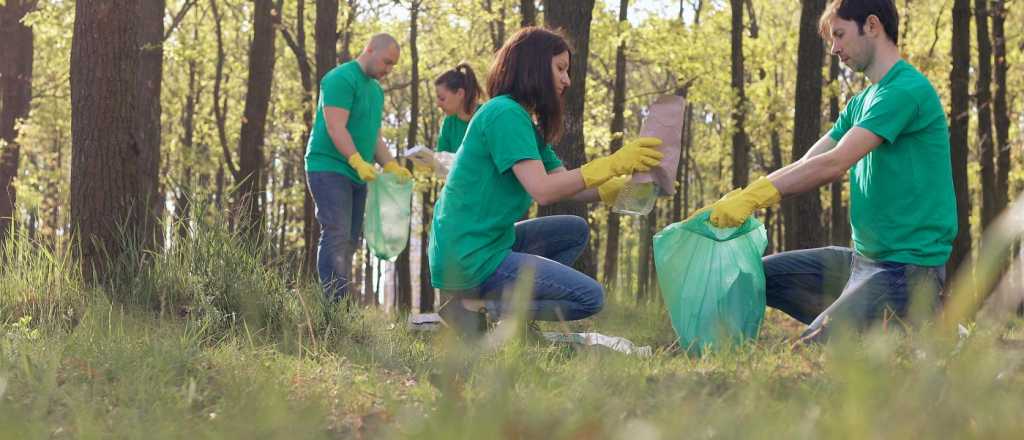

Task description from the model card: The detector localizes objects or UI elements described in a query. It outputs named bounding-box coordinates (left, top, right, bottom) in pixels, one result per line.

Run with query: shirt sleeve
left=854, top=88, right=918, bottom=144
left=539, top=143, right=563, bottom=171
left=321, top=70, right=356, bottom=110
left=488, top=108, right=544, bottom=173
left=436, top=118, right=452, bottom=153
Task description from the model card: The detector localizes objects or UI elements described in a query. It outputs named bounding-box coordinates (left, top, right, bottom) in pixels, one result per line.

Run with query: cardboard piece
left=631, top=95, right=685, bottom=195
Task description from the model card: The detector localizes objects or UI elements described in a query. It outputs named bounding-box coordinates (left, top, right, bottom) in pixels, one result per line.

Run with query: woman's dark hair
left=819, top=0, right=900, bottom=45
left=434, top=62, right=483, bottom=115
left=486, top=26, right=571, bottom=144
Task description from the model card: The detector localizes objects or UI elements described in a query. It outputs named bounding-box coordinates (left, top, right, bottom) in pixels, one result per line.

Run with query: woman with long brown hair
left=428, top=27, right=663, bottom=337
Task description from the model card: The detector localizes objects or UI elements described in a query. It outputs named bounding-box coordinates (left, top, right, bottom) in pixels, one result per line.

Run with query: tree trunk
left=541, top=0, right=597, bottom=277
left=603, top=0, right=628, bottom=288
left=136, top=0, right=165, bottom=250
left=396, top=0, right=421, bottom=314
left=975, top=0, right=997, bottom=229
left=0, top=0, right=34, bottom=245
left=484, top=0, right=507, bottom=51
left=784, top=0, right=826, bottom=251
left=281, top=0, right=314, bottom=273
left=237, top=0, right=281, bottom=241
left=71, top=0, right=147, bottom=281
left=991, top=0, right=1010, bottom=215
left=948, top=0, right=972, bottom=275
left=176, top=54, right=198, bottom=241
left=306, top=0, right=339, bottom=276
left=828, top=55, right=850, bottom=246
left=520, top=0, right=536, bottom=27
left=729, top=0, right=749, bottom=189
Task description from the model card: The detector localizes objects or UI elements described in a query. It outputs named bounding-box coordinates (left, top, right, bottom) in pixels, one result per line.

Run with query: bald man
left=305, top=33, right=412, bottom=301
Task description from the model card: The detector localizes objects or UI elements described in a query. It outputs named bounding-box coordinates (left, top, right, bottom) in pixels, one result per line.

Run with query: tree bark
left=396, top=0, right=421, bottom=314
left=237, top=0, right=281, bottom=241
left=71, top=0, right=147, bottom=281
left=603, top=0, right=628, bottom=288
left=306, top=0, right=340, bottom=275
left=948, top=0, right=973, bottom=275
left=828, top=55, right=850, bottom=246
left=136, top=0, right=165, bottom=250
left=484, top=0, right=507, bottom=51
left=729, top=0, right=749, bottom=189
left=991, top=0, right=1010, bottom=215
left=975, top=0, right=997, bottom=229
left=176, top=53, right=198, bottom=241
left=0, top=0, right=34, bottom=245
left=784, top=0, right=826, bottom=251
left=520, top=0, right=536, bottom=27
left=541, top=0, right=597, bottom=277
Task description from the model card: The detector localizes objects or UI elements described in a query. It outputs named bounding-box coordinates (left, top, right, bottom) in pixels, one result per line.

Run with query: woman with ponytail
left=433, top=62, right=483, bottom=153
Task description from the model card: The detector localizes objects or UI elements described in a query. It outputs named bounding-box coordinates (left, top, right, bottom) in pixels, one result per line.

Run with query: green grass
left=2, top=221, right=1024, bottom=438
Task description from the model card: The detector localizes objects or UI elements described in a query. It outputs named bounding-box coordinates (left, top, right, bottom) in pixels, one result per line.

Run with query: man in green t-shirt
left=693, top=0, right=956, bottom=342
left=305, top=33, right=412, bottom=301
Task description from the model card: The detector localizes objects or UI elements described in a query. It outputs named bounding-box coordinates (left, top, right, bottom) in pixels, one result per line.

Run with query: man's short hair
left=818, top=0, right=900, bottom=44
left=367, top=33, right=399, bottom=51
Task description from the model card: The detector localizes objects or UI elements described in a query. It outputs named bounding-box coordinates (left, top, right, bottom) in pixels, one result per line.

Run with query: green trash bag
left=364, top=172, right=414, bottom=261
left=653, top=211, right=768, bottom=354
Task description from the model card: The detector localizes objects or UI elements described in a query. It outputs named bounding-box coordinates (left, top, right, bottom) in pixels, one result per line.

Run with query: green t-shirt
left=305, top=60, right=384, bottom=183
left=428, top=95, right=563, bottom=289
left=829, top=60, right=957, bottom=267
left=436, top=114, right=470, bottom=153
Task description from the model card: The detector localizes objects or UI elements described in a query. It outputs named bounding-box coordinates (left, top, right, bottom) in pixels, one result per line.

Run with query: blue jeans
left=764, top=246, right=946, bottom=342
left=307, top=171, right=367, bottom=301
left=445, top=215, right=605, bottom=321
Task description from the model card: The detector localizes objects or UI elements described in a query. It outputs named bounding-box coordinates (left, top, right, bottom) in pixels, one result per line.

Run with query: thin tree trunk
left=520, top=0, right=536, bottom=27
left=237, top=0, right=282, bottom=241
left=975, top=0, right=997, bottom=228
left=307, top=0, right=340, bottom=276
left=137, top=0, right=165, bottom=250
left=484, top=0, right=507, bottom=51
left=396, top=0, right=421, bottom=314
left=176, top=54, right=198, bottom=241
left=828, top=55, right=849, bottom=246
left=991, top=0, right=1010, bottom=214
left=0, top=0, right=34, bottom=245
left=541, top=0, right=597, bottom=277
left=71, top=0, right=146, bottom=281
left=729, top=0, right=749, bottom=189
left=948, top=0, right=973, bottom=275
left=784, top=0, right=826, bottom=251
left=603, top=0, right=629, bottom=288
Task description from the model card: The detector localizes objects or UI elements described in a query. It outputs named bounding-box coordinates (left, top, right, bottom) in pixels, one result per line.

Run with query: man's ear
left=865, top=14, right=882, bottom=38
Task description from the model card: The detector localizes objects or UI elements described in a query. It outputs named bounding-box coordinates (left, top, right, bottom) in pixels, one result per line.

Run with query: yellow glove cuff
left=747, top=177, right=781, bottom=208
left=598, top=176, right=629, bottom=205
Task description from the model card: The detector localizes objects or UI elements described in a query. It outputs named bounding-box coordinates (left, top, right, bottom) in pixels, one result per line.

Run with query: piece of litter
left=408, top=313, right=442, bottom=331
left=542, top=332, right=653, bottom=357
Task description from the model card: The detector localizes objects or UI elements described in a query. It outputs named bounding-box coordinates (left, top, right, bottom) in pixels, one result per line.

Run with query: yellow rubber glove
left=597, top=176, right=630, bottom=205
left=709, top=177, right=781, bottom=227
left=579, top=137, right=664, bottom=188
left=383, top=160, right=413, bottom=183
left=685, top=188, right=742, bottom=222
left=348, top=154, right=378, bottom=182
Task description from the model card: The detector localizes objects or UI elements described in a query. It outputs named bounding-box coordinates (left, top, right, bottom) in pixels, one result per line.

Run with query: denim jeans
left=307, top=171, right=367, bottom=301
left=444, top=215, right=605, bottom=321
left=764, top=246, right=946, bottom=342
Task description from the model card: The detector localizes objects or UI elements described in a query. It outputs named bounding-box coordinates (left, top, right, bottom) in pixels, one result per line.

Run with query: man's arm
left=324, top=106, right=358, bottom=158
left=373, top=135, right=397, bottom=165
left=768, top=127, right=883, bottom=195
